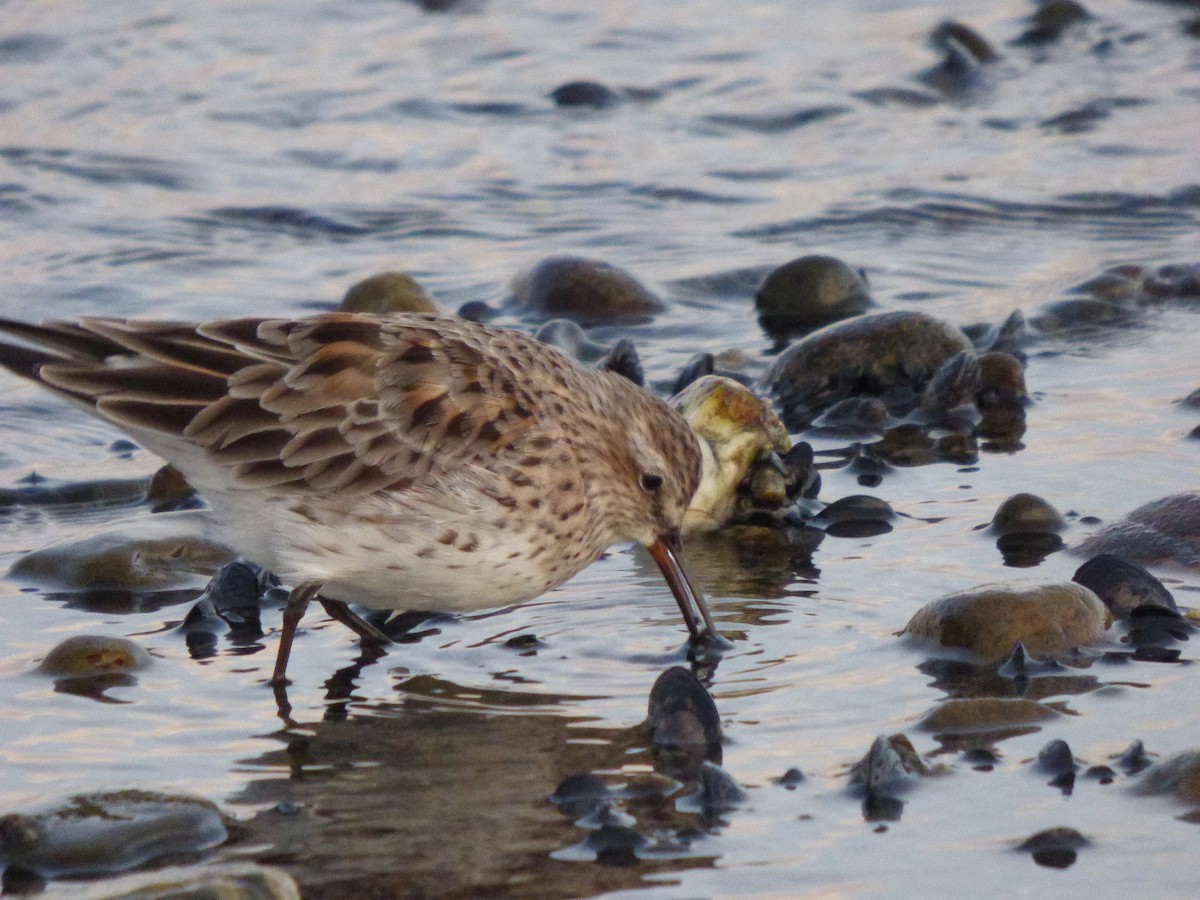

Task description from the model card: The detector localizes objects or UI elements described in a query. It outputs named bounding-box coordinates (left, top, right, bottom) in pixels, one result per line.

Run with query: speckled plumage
left=0, top=312, right=715, bottom=684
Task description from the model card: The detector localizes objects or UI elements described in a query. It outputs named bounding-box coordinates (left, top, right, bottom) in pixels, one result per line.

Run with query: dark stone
left=1072, top=554, right=1177, bottom=619
left=550, top=81, right=621, bottom=109
left=647, top=666, right=721, bottom=749
left=512, top=256, right=664, bottom=325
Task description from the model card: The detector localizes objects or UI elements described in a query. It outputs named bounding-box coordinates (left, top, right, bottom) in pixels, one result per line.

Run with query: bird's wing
left=0, top=313, right=571, bottom=499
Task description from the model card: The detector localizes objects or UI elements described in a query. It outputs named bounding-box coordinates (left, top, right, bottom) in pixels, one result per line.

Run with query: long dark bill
left=647, top=531, right=718, bottom=642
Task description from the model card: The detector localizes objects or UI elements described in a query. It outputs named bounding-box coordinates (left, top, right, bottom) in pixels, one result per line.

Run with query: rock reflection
left=232, top=676, right=725, bottom=896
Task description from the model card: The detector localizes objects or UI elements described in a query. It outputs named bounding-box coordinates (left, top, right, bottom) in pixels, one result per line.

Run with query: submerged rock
left=30, top=862, right=300, bottom=900
left=647, top=666, right=722, bottom=749
left=677, top=761, right=747, bottom=812
left=550, top=80, right=622, bottom=109
left=904, top=580, right=1108, bottom=660
left=761, top=311, right=974, bottom=430
left=989, top=493, right=1066, bottom=564
left=0, top=791, right=227, bottom=878
left=810, top=494, right=894, bottom=538
left=755, top=255, right=872, bottom=337
left=37, top=635, right=152, bottom=678
left=918, top=698, right=1063, bottom=734
left=990, top=493, right=1066, bottom=536
left=9, top=513, right=234, bottom=591
left=671, top=376, right=791, bottom=532
left=1133, top=750, right=1200, bottom=805
left=1012, top=0, right=1091, bottom=46
left=847, top=734, right=933, bottom=795
left=548, top=774, right=612, bottom=819
left=1072, top=555, right=1177, bottom=619
left=511, top=256, right=664, bottom=325
left=1016, top=827, right=1089, bottom=869
left=1074, top=492, right=1200, bottom=568
left=920, top=20, right=999, bottom=94
left=339, top=272, right=439, bottom=315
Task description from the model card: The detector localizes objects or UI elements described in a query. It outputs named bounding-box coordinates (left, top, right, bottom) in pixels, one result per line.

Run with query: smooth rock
left=755, top=255, right=872, bottom=336
left=511, top=256, right=664, bottom=325
left=1074, top=492, right=1200, bottom=568
left=145, top=464, right=196, bottom=510
left=339, top=272, right=438, bottom=314
left=37, top=636, right=152, bottom=677
left=848, top=734, right=931, bottom=795
left=1134, top=750, right=1200, bottom=804
left=761, top=310, right=973, bottom=429
left=918, top=698, right=1063, bottom=733
left=1016, top=827, right=1089, bottom=870
left=647, top=666, right=721, bottom=749
left=990, top=493, right=1066, bottom=535
left=9, top=513, right=233, bottom=591
left=903, top=580, right=1108, bottom=660
left=0, top=791, right=227, bottom=878
left=36, top=862, right=299, bottom=900
left=550, top=80, right=621, bottom=109
left=1072, top=554, right=1177, bottom=619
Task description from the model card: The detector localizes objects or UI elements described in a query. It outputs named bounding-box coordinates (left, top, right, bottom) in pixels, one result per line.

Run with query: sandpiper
left=0, top=313, right=720, bottom=685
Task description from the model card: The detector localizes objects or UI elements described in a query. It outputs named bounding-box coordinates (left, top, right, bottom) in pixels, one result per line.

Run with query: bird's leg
left=270, top=580, right=322, bottom=688
left=318, top=597, right=393, bottom=646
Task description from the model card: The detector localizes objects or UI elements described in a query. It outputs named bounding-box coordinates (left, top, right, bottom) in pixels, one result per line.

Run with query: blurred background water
left=1, top=0, right=1199, bottom=896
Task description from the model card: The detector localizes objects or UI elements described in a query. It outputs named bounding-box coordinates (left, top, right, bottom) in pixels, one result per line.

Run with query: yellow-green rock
left=670, top=375, right=790, bottom=533
left=339, top=272, right=439, bottom=314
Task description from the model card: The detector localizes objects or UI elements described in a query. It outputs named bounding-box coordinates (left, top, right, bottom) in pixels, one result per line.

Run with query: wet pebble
left=990, top=493, right=1066, bottom=536
left=1035, top=738, right=1079, bottom=792
left=678, top=760, right=747, bottom=812
left=1115, top=739, right=1154, bottom=776
left=903, top=580, right=1108, bottom=661
left=581, top=824, right=646, bottom=863
left=181, top=560, right=270, bottom=652
left=810, top=494, right=894, bottom=538
left=28, top=862, right=301, bottom=899
left=1012, top=0, right=1091, bottom=46
left=145, top=464, right=197, bottom=511
left=847, top=734, right=932, bottom=796
left=754, top=255, right=872, bottom=337
left=9, top=513, right=233, bottom=591
left=918, top=698, right=1063, bottom=735
left=1134, top=750, right=1200, bottom=804
left=0, top=476, right=147, bottom=510
left=596, top=337, right=643, bottom=386
left=920, top=20, right=998, bottom=93
left=776, top=767, right=805, bottom=789
left=37, top=635, right=152, bottom=678
left=761, top=310, right=974, bottom=430
left=647, top=666, right=722, bottom=749
left=511, top=256, right=664, bottom=325
left=550, top=80, right=621, bottom=109
left=1016, top=827, right=1089, bottom=869
left=1073, top=492, right=1200, bottom=568
left=548, top=774, right=611, bottom=819
left=1072, top=554, right=1177, bottom=619
left=338, top=271, right=439, bottom=314
left=0, top=790, right=227, bottom=878
left=1125, top=603, right=1195, bottom=648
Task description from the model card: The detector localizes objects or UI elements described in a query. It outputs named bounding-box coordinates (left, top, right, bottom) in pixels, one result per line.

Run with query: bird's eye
left=641, top=473, right=663, bottom=492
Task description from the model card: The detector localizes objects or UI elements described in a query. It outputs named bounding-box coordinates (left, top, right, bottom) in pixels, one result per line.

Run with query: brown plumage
left=0, top=312, right=716, bottom=686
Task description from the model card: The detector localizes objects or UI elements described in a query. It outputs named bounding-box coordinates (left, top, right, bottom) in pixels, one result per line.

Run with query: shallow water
left=2, top=0, right=1200, bottom=896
